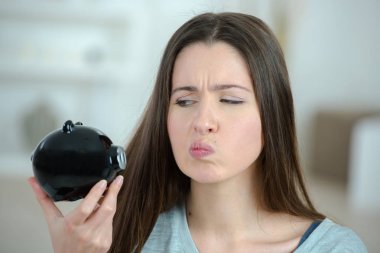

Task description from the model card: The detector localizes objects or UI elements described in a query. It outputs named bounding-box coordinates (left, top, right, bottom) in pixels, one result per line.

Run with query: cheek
left=167, top=114, right=176, bottom=146
left=244, top=117, right=262, bottom=148
left=167, top=113, right=185, bottom=151
left=227, top=117, right=263, bottom=162
left=167, top=113, right=190, bottom=173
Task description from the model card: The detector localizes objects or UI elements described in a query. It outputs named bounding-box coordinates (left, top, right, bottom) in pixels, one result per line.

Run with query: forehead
left=172, top=41, right=252, bottom=89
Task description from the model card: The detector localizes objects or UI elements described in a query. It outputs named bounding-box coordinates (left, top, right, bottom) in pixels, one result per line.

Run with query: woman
left=29, top=12, right=367, bottom=253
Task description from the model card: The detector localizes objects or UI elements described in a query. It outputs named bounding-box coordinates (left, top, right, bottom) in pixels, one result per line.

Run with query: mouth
left=189, top=142, right=215, bottom=159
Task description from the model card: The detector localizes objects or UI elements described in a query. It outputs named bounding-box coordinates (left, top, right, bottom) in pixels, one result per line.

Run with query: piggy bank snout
left=109, top=145, right=127, bottom=171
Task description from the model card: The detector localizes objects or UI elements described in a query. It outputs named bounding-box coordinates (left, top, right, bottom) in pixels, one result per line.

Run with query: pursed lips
left=189, top=142, right=215, bottom=159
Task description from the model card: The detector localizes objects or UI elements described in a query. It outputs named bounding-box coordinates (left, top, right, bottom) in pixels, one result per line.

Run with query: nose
left=193, top=101, right=218, bottom=135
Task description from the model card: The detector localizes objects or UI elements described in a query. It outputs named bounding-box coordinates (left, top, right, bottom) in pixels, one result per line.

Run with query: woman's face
left=167, top=42, right=263, bottom=184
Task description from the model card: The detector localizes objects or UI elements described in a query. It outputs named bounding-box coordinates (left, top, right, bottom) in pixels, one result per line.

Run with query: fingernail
left=115, top=175, right=124, bottom=186
left=98, top=180, right=107, bottom=189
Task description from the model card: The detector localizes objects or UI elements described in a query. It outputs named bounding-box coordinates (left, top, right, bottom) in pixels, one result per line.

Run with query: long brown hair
left=109, top=12, right=324, bottom=253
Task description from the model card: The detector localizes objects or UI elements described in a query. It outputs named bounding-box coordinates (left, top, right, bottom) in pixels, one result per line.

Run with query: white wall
left=286, top=0, right=380, bottom=169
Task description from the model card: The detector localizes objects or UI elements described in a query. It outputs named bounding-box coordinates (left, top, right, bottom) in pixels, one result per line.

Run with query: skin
left=168, top=42, right=312, bottom=253
left=168, top=42, right=263, bottom=185
left=28, top=175, right=123, bottom=253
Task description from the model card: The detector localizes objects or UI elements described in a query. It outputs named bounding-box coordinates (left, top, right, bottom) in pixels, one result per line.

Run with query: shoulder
left=142, top=202, right=195, bottom=253
left=296, top=218, right=368, bottom=253
left=141, top=204, right=182, bottom=253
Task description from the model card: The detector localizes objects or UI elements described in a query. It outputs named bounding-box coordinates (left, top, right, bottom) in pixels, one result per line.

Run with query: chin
left=178, top=160, right=231, bottom=184
left=186, top=169, right=226, bottom=185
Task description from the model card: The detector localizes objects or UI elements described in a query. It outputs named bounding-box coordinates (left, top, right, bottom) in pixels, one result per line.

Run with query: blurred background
left=0, top=0, right=379, bottom=252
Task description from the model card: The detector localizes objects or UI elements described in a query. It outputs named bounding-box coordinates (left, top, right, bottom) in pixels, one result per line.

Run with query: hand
left=28, top=175, right=124, bottom=253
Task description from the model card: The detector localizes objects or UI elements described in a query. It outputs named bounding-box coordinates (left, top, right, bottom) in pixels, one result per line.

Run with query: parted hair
left=109, top=12, right=324, bottom=253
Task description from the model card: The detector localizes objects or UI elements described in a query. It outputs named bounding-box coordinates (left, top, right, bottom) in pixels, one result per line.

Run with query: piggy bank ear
left=62, top=120, right=75, bottom=133
left=99, top=135, right=112, bottom=149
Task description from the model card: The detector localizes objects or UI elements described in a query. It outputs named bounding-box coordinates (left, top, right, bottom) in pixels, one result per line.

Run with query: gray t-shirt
left=142, top=203, right=367, bottom=253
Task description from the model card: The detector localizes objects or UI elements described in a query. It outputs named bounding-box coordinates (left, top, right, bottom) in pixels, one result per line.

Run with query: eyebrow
left=171, top=84, right=252, bottom=95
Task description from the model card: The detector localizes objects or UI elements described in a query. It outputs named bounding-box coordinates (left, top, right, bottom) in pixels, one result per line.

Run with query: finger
left=85, top=195, right=104, bottom=221
left=66, top=179, right=107, bottom=225
left=28, top=177, right=63, bottom=222
left=89, top=175, right=123, bottom=226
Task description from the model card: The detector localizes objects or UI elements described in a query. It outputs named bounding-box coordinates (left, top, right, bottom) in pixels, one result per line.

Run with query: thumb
left=28, top=177, right=63, bottom=223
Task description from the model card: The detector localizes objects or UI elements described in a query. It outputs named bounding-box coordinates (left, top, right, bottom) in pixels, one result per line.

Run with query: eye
left=220, top=98, right=244, bottom=104
left=175, top=98, right=196, bottom=107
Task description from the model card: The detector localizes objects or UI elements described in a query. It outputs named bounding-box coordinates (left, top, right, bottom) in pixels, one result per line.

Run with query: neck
left=186, top=166, right=262, bottom=236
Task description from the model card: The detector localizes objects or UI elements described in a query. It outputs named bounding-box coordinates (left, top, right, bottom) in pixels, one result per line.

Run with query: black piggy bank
left=31, top=120, right=126, bottom=201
